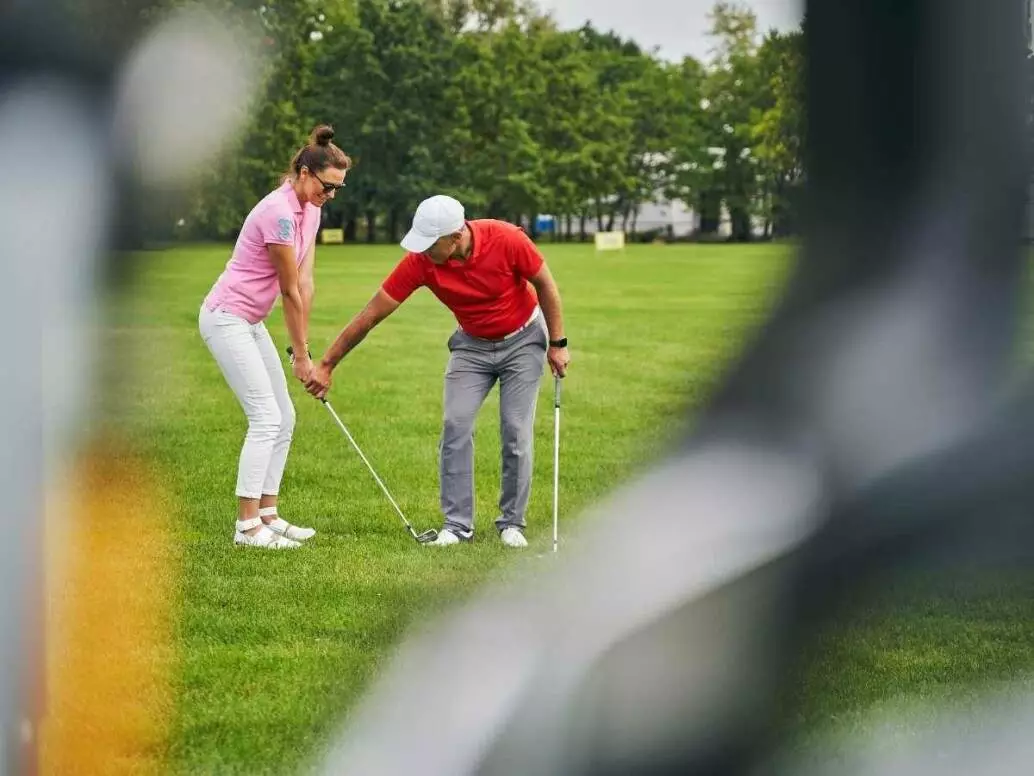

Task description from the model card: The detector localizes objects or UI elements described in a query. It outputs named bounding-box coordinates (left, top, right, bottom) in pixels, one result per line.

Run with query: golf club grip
left=554, top=376, right=562, bottom=408
left=286, top=347, right=326, bottom=404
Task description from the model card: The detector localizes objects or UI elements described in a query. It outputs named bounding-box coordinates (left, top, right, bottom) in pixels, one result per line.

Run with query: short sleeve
left=507, top=226, right=545, bottom=279
left=258, top=203, right=297, bottom=246
left=382, top=253, right=426, bottom=303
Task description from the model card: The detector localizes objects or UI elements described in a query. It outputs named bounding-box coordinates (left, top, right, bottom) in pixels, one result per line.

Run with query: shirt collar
left=441, top=221, right=478, bottom=268
left=281, top=180, right=304, bottom=215
left=466, top=221, right=480, bottom=262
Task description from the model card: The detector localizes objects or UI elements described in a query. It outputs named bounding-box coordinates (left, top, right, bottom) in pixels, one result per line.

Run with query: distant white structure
left=557, top=198, right=768, bottom=240
left=632, top=199, right=699, bottom=237
left=586, top=198, right=767, bottom=239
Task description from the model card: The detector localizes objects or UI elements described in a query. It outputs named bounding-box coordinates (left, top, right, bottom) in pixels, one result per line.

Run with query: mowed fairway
left=92, top=241, right=1034, bottom=774
left=107, top=241, right=790, bottom=774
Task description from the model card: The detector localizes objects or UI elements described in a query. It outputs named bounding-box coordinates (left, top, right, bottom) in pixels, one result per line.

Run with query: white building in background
left=623, top=198, right=767, bottom=239
left=632, top=199, right=700, bottom=237
left=566, top=148, right=767, bottom=239
left=559, top=198, right=766, bottom=240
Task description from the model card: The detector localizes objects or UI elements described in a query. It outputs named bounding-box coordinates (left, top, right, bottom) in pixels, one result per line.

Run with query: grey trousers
left=439, top=314, right=548, bottom=535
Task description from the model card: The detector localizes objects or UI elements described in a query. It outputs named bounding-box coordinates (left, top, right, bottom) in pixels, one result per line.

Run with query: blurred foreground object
left=318, top=1, right=1034, bottom=774
left=0, top=1, right=258, bottom=772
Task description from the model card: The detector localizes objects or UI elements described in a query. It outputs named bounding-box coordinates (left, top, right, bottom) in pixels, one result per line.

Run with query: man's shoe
left=499, top=526, right=528, bottom=549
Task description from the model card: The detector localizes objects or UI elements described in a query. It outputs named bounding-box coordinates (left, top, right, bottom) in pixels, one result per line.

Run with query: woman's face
left=299, top=165, right=346, bottom=207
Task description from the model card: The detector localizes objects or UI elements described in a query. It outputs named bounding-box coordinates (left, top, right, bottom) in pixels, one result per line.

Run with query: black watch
left=549, top=337, right=568, bottom=348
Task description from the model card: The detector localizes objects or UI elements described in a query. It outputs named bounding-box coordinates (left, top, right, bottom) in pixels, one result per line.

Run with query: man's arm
left=528, top=262, right=570, bottom=377
left=320, top=289, right=401, bottom=369
left=305, top=254, right=422, bottom=399
left=528, top=263, right=565, bottom=343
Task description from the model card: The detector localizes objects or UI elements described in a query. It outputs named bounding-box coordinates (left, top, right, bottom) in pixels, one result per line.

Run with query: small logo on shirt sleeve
left=277, top=217, right=294, bottom=242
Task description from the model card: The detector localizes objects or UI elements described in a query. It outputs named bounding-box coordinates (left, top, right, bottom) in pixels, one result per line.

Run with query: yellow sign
left=594, top=231, right=626, bottom=252
left=321, top=228, right=344, bottom=245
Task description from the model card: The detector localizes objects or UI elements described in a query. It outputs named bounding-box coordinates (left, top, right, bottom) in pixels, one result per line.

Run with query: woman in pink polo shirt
left=199, top=124, right=350, bottom=549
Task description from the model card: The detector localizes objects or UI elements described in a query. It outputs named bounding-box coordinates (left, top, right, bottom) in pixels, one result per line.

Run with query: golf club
left=287, top=347, right=438, bottom=544
left=553, top=375, right=561, bottom=553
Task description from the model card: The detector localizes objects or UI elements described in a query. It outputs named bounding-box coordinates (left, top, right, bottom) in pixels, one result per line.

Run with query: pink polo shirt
left=204, top=180, right=321, bottom=324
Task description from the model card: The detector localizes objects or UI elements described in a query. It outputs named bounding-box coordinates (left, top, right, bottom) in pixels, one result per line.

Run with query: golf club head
left=414, top=528, right=439, bottom=544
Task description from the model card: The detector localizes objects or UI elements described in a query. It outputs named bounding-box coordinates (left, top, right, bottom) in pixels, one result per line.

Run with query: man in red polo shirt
left=304, top=194, right=570, bottom=547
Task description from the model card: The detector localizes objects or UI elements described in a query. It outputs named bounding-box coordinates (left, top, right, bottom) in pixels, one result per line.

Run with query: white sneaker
left=266, top=517, right=316, bottom=542
left=499, top=526, right=528, bottom=548
left=428, top=528, right=473, bottom=547
left=233, top=519, right=300, bottom=549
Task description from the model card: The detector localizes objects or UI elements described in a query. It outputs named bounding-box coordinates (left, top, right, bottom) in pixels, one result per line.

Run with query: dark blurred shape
left=3, top=0, right=1034, bottom=773
left=317, top=1, right=1034, bottom=774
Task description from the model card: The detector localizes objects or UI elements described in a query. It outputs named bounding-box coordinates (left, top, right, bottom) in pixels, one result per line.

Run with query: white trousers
left=198, top=305, right=295, bottom=499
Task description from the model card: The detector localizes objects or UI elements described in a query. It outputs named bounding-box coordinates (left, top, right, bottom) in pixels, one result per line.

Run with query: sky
left=537, top=0, right=804, bottom=63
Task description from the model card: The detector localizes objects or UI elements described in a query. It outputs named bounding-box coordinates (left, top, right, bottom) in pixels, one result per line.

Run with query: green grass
left=110, top=242, right=789, bottom=774
left=105, top=241, right=1034, bottom=773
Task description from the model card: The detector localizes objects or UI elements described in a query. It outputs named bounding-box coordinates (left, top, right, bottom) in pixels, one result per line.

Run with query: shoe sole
left=233, top=536, right=301, bottom=549
left=427, top=533, right=474, bottom=547
left=233, top=543, right=300, bottom=549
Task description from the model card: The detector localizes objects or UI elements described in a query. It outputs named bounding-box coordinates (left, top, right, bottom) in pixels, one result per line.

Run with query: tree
left=698, top=2, right=768, bottom=240
left=188, top=0, right=330, bottom=237
left=445, top=15, right=548, bottom=221
left=136, top=0, right=807, bottom=243
left=752, top=27, right=805, bottom=237
left=306, top=0, right=460, bottom=242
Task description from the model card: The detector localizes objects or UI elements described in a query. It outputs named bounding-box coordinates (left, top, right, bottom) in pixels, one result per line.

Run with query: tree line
left=75, top=0, right=806, bottom=243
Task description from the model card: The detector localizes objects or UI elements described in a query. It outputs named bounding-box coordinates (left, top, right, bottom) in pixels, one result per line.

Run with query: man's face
left=424, top=231, right=464, bottom=264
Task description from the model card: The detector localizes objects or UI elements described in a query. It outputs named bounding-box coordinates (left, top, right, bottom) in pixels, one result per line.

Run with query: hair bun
left=312, top=124, right=335, bottom=146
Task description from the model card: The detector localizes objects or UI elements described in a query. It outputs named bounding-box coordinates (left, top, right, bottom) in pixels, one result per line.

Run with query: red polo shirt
left=382, top=219, right=545, bottom=339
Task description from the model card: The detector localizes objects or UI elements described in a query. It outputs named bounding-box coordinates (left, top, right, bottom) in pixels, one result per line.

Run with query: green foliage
left=752, top=26, right=805, bottom=236
left=106, top=0, right=807, bottom=241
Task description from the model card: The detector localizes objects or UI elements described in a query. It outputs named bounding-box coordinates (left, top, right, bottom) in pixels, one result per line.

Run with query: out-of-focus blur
left=316, top=1, right=1034, bottom=774
left=3, top=0, right=1034, bottom=774
left=0, top=1, right=259, bottom=771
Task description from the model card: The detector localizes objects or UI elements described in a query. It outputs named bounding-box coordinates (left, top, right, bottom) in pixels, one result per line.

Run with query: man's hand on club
left=548, top=345, right=570, bottom=378
left=305, top=360, right=333, bottom=400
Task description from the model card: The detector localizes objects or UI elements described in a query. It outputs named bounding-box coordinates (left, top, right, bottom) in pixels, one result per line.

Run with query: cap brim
left=400, top=229, right=436, bottom=253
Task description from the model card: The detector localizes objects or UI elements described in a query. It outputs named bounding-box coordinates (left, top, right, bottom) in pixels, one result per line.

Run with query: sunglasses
left=310, top=169, right=346, bottom=194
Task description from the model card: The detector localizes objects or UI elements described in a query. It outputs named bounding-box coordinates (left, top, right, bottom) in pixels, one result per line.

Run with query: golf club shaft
left=553, top=376, right=561, bottom=553
left=321, top=399, right=414, bottom=533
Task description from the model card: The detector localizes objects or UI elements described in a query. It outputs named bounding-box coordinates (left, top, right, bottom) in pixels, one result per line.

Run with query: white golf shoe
left=233, top=518, right=300, bottom=549
left=428, top=528, right=473, bottom=547
left=499, top=526, right=528, bottom=548
left=265, top=517, right=316, bottom=542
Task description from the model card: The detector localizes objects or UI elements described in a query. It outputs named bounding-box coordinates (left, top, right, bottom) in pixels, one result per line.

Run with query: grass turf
left=98, top=241, right=1034, bottom=773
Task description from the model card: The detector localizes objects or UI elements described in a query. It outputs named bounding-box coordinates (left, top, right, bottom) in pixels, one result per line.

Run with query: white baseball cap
left=400, top=194, right=466, bottom=253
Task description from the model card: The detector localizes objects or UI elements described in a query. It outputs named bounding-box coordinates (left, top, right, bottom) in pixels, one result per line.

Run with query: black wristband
left=549, top=337, right=568, bottom=348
